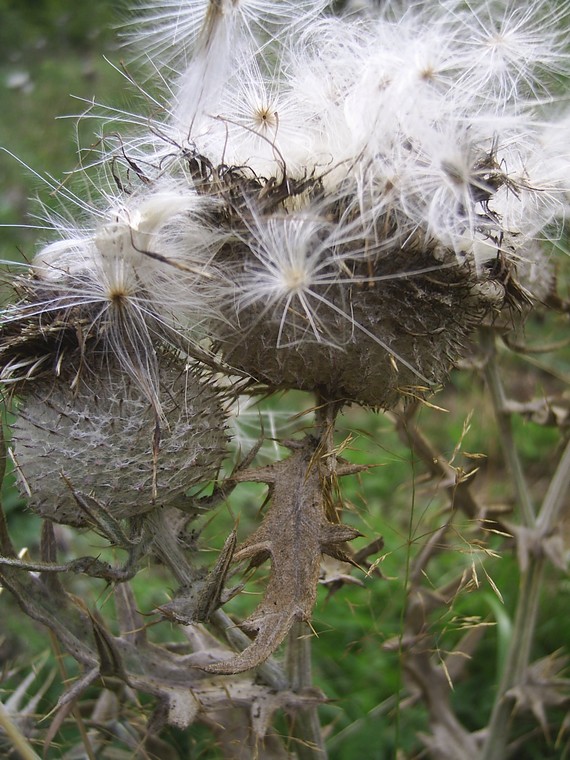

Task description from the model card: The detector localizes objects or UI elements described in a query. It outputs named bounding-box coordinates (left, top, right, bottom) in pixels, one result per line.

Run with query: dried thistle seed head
left=10, top=355, right=228, bottom=527
left=211, top=210, right=507, bottom=407
left=0, top=181, right=227, bottom=416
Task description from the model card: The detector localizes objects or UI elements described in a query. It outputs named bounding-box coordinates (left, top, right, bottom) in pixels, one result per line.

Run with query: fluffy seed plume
left=4, top=0, right=570, bottom=410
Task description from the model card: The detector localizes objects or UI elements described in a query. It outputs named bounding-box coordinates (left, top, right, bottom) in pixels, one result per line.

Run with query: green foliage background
left=1, top=2, right=569, bottom=758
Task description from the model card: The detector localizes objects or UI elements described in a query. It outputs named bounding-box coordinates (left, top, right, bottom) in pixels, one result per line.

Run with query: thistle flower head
left=209, top=196, right=506, bottom=405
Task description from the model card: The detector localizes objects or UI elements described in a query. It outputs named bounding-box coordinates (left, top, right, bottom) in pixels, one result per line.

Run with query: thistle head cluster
left=2, top=0, right=569, bottom=520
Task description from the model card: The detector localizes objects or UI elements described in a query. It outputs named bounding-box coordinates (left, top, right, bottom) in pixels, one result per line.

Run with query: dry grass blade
left=0, top=700, right=41, bottom=760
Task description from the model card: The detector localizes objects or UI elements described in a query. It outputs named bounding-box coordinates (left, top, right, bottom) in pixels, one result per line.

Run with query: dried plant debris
left=507, top=653, right=570, bottom=741
left=157, top=528, right=242, bottom=624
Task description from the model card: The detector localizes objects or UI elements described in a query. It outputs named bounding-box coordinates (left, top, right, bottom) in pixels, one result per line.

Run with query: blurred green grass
left=0, top=1, right=126, bottom=264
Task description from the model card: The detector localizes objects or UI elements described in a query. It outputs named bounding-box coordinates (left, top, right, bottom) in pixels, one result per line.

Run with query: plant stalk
left=0, top=700, right=42, bottom=760
left=285, top=621, right=328, bottom=759
left=480, top=328, right=535, bottom=527
left=479, top=558, right=544, bottom=760
left=479, top=330, right=570, bottom=760
left=279, top=393, right=343, bottom=759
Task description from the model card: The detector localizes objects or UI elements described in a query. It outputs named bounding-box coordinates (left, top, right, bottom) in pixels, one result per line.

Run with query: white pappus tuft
left=1, top=179, right=226, bottom=415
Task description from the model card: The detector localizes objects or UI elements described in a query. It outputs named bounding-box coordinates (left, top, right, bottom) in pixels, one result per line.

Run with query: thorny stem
left=147, top=512, right=197, bottom=587
left=480, top=328, right=535, bottom=527
left=210, top=609, right=289, bottom=691
left=480, top=559, right=545, bottom=760
left=279, top=393, right=342, bottom=760
left=313, top=394, right=343, bottom=463
left=479, top=330, right=570, bottom=760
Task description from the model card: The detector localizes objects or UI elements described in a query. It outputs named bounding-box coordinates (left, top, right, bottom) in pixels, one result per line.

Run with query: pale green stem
left=285, top=621, right=328, bottom=759
left=480, top=559, right=544, bottom=760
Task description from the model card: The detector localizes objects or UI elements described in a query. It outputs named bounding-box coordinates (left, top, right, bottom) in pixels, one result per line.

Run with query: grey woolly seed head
left=10, top=354, right=228, bottom=527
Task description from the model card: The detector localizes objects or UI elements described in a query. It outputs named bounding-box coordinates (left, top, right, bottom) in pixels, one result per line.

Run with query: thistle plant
left=1, top=1, right=569, bottom=758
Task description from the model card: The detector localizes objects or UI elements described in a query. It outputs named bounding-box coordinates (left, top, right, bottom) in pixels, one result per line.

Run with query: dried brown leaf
left=202, top=437, right=360, bottom=674
left=319, top=555, right=365, bottom=589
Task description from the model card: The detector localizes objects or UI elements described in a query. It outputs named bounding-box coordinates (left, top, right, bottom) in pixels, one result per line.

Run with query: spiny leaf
left=157, top=528, right=240, bottom=624
left=202, top=436, right=360, bottom=674
left=88, top=610, right=129, bottom=680
left=507, top=652, right=570, bottom=741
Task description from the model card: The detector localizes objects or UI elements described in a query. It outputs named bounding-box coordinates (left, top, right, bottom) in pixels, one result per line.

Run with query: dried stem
left=479, top=561, right=544, bottom=760
left=480, top=328, right=535, bottom=527
left=390, top=406, right=482, bottom=519
left=285, top=622, right=328, bottom=759
left=210, top=609, right=289, bottom=691
left=278, top=393, right=344, bottom=760
left=313, top=394, right=343, bottom=459
left=48, top=631, right=98, bottom=760
left=0, top=700, right=41, bottom=760
left=479, top=329, right=570, bottom=760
